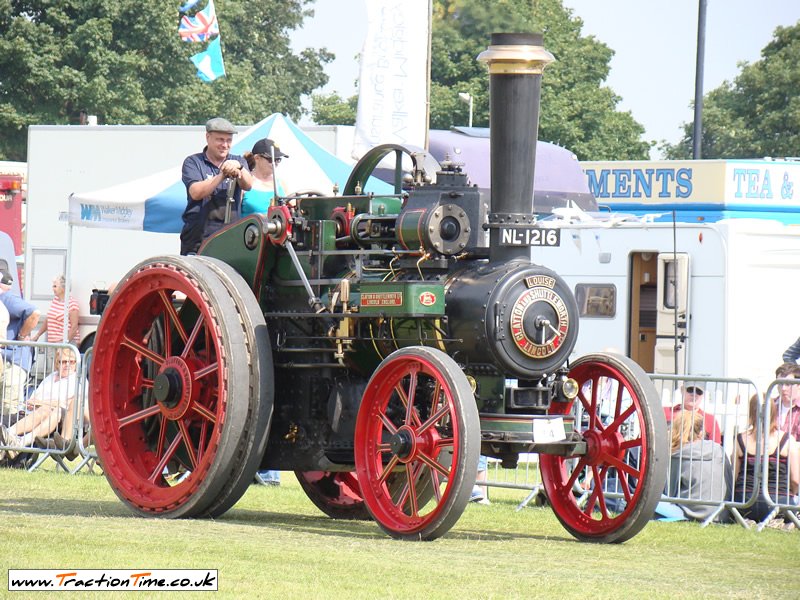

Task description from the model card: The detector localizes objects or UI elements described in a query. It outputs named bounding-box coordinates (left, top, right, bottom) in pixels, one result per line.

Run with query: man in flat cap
left=179, top=117, right=253, bottom=255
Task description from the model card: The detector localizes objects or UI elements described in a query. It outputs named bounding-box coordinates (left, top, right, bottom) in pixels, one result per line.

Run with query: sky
left=291, top=0, right=799, bottom=156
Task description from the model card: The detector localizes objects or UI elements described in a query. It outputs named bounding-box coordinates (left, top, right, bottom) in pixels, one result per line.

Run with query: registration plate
left=533, top=417, right=566, bottom=443
left=499, top=227, right=561, bottom=247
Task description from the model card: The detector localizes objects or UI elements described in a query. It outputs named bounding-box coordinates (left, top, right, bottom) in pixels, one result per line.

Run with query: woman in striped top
left=34, top=275, right=79, bottom=345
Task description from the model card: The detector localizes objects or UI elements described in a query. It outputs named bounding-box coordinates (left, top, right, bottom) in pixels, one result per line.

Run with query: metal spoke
left=417, top=450, right=450, bottom=479
left=379, top=412, right=398, bottom=436
left=418, top=403, right=450, bottom=436
left=586, top=463, right=611, bottom=517
left=158, top=290, right=188, bottom=345
left=147, top=434, right=182, bottom=484
left=177, top=419, right=198, bottom=470
left=180, top=313, right=206, bottom=360
left=155, top=413, right=167, bottom=459
left=602, top=451, right=640, bottom=480
left=118, top=404, right=161, bottom=428
left=620, top=437, right=643, bottom=451
left=193, top=362, right=219, bottom=381
left=122, top=335, right=165, bottom=367
left=404, top=465, right=419, bottom=516
left=578, top=379, right=605, bottom=431
left=606, top=403, right=636, bottom=435
left=378, top=454, right=401, bottom=484
left=618, top=472, right=634, bottom=503
left=430, top=469, right=443, bottom=502
left=566, top=456, right=589, bottom=491
left=404, top=371, right=417, bottom=424
left=190, top=401, right=217, bottom=424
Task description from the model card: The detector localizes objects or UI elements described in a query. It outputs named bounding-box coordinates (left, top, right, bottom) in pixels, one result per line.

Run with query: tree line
left=0, top=0, right=796, bottom=162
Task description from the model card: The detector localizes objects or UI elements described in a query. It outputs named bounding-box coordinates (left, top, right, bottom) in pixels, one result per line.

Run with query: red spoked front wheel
left=355, top=347, right=479, bottom=540
left=90, top=256, right=272, bottom=518
left=540, top=353, right=667, bottom=543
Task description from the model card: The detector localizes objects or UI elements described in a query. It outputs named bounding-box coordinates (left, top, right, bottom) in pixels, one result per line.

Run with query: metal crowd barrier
left=70, top=347, right=98, bottom=474
left=756, top=379, right=800, bottom=531
left=479, top=374, right=799, bottom=531
left=0, top=339, right=95, bottom=474
left=652, top=375, right=763, bottom=527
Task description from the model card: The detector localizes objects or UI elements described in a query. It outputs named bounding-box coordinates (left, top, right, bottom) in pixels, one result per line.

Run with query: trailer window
left=574, top=284, right=616, bottom=318
left=663, top=260, right=677, bottom=309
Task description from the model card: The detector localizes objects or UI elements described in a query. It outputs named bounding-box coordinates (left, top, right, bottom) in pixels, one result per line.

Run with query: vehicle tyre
left=540, top=352, right=668, bottom=543
left=354, top=346, right=479, bottom=540
left=91, top=255, right=271, bottom=518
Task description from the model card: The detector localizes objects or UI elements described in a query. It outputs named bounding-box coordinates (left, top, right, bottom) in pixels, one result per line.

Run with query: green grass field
left=1, top=467, right=798, bottom=599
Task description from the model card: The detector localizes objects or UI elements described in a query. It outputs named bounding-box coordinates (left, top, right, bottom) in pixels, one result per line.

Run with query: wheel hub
left=153, top=368, right=182, bottom=407
left=582, top=428, right=624, bottom=465
left=388, top=427, right=416, bottom=461
left=154, top=356, right=195, bottom=420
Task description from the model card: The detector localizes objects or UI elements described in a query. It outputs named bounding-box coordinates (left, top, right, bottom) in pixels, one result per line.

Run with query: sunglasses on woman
left=258, top=154, right=281, bottom=164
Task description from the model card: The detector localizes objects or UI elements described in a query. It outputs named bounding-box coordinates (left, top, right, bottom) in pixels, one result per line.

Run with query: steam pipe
left=478, top=32, right=554, bottom=262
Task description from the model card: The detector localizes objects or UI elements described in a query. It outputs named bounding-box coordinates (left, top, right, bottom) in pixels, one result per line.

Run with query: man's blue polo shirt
left=180, top=148, right=248, bottom=253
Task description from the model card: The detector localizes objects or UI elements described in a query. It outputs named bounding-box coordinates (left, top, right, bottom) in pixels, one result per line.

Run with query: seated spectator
left=733, top=394, right=800, bottom=523
left=666, top=384, right=722, bottom=444
left=0, top=348, right=86, bottom=448
left=668, top=410, right=732, bottom=521
left=0, top=266, right=39, bottom=423
left=775, top=362, right=800, bottom=441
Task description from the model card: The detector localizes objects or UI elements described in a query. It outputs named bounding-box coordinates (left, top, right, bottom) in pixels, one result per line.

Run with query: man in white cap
left=179, top=117, right=253, bottom=255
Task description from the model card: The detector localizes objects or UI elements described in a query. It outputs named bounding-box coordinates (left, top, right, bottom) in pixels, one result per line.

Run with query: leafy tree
left=311, top=92, right=357, bottom=125
left=664, top=23, right=800, bottom=159
left=431, top=0, right=649, bottom=160
left=311, top=0, right=650, bottom=160
left=0, top=0, right=333, bottom=160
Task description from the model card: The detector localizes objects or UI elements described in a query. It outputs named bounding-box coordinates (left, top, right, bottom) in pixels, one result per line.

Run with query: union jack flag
left=179, top=0, right=201, bottom=12
left=179, top=0, right=219, bottom=42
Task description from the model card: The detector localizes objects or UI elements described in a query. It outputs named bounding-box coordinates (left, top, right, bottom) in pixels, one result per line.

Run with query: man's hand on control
left=221, top=160, right=243, bottom=178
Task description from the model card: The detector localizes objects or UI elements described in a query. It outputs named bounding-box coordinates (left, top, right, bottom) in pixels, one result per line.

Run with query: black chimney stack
left=478, top=32, right=554, bottom=262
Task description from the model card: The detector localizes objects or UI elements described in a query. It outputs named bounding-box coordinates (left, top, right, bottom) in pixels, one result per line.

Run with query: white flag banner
left=352, top=0, right=430, bottom=160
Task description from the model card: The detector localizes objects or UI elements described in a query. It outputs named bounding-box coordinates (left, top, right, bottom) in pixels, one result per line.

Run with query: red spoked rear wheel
left=91, top=256, right=272, bottom=518
left=355, top=347, right=479, bottom=540
left=296, top=471, right=371, bottom=520
left=540, top=353, right=667, bottom=543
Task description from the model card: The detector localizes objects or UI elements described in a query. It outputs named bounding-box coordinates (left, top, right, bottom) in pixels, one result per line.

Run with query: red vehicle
left=0, top=174, right=24, bottom=255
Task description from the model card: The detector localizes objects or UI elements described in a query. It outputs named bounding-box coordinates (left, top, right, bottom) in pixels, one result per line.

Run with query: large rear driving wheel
left=354, top=347, right=479, bottom=540
left=540, top=353, right=667, bottom=543
left=91, top=255, right=271, bottom=518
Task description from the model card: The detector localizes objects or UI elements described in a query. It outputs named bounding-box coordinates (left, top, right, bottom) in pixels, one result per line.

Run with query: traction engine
left=90, top=33, right=667, bottom=543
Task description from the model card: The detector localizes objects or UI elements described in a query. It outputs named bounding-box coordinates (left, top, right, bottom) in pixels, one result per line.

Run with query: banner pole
left=424, top=0, right=432, bottom=151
